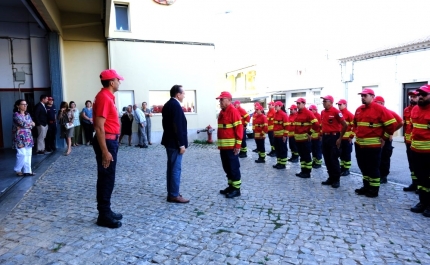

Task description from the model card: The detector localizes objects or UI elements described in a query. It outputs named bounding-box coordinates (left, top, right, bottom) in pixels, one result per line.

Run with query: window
left=291, top=92, right=306, bottom=98
left=116, top=90, right=134, bottom=115
left=115, top=4, right=129, bottom=31
left=148, top=90, right=197, bottom=114
left=272, top=94, right=285, bottom=101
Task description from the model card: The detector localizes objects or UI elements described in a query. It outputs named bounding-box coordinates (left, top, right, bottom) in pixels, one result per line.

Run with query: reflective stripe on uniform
left=356, top=122, right=382, bottom=127
left=356, top=137, right=380, bottom=146
left=411, top=140, right=430, bottom=151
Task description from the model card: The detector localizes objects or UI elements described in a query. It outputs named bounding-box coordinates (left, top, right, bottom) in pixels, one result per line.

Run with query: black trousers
left=322, top=134, right=341, bottom=182
left=340, top=139, right=353, bottom=170
left=297, top=140, right=312, bottom=173
left=240, top=129, right=247, bottom=152
left=405, top=143, right=416, bottom=183
left=411, top=151, right=430, bottom=205
left=82, top=122, right=94, bottom=144
left=268, top=131, right=275, bottom=151
left=220, top=149, right=241, bottom=189
left=311, top=138, right=322, bottom=165
left=289, top=137, right=299, bottom=156
left=93, top=134, right=118, bottom=216
left=355, top=143, right=381, bottom=191
left=379, top=140, right=394, bottom=177
left=256, top=138, right=266, bottom=159
left=45, top=123, right=57, bottom=151
left=274, top=137, right=288, bottom=165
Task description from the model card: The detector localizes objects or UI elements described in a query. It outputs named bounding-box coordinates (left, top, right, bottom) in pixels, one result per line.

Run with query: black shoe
left=97, top=216, right=122, bottom=228
left=321, top=179, right=333, bottom=185
left=220, top=186, right=233, bottom=195
left=298, top=172, right=311, bottom=178
left=239, top=152, right=247, bottom=158
left=267, top=152, right=276, bottom=157
left=111, top=211, right=123, bottom=220
left=411, top=202, right=426, bottom=213
left=252, top=149, right=258, bottom=153
left=135, top=144, right=142, bottom=147
left=365, top=190, right=378, bottom=198
left=295, top=172, right=303, bottom=177
left=45, top=150, right=52, bottom=153
left=288, top=157, right=299, bottom=163
left=331, top=182, right=340, bottom=188
left=312, top=164, right=321, bottom=169
left=140, top=145, right=148, bottom=148
left=380, top=176, right=387, bottom=184
left=340, top=170, right=350, bottom=176
left=423, top=207, right=430, bottom=217
left=273, top=164, right=280, bottom=168
left=403, top=184, right=417, bottom=192
left=275, top=164, right=286, bottom=169
left=255, top=159, right=265, bottom=163
left=355, top=187, right=367, bottom=195
left=37, top=151, right=45, bottom=155
left=225, top=189, right=241, bottom=198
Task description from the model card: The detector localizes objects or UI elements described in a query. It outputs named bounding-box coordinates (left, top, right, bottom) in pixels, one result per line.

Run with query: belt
left=104, top=133, right=119, bottom=140
left=323, top=132, right=339, bottom=135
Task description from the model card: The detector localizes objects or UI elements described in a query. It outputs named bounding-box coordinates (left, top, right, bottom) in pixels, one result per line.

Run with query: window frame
left=148, top=90, right=197, bottom=115
left=114, top=3, right=130, bottom=32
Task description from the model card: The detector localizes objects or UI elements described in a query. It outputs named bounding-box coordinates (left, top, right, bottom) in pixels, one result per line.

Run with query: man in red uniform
left=409, top=85, right=430, bottom=216
left=272, top=101, right=289, bottom=169
left=354, top=88, right=397, bottom=198
left=373, top=96, right=404, bottom=184
left=287, top=105, right=299, bottom=162
left=233, top=100, right=250, bottom=158
left=253, top=104, right=268, bottom=163
left=266, top=102, right=276, bottom=157
left=217, top=92, right=243, bottom=198
left=319, top=95, right=347, bottom=188
left=403, top=90, right=419, bottom=192
left=93, top=69, right=124, bottom=228
left=309, top=104, right=322, bottom=168
left=336, top=99, right=355, bottom=176
left=294, top=98, right=320, bottom=178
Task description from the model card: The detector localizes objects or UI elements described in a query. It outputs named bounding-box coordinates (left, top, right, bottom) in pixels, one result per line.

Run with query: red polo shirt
left=93, top=88, right=120, bottom=134
left=321, top=106, right=345, bottom=133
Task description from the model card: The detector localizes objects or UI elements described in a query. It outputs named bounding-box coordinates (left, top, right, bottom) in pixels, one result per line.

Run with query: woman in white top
left=69, top=101, right=81, bottom=146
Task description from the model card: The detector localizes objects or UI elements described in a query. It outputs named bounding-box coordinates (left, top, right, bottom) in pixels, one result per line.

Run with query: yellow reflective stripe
left=311, top=132, right=319, bottom=138
left=243, top=113, right=249, bottom=118
left=218, top=124, right=233, bottom=128
left=383, top=132, right=390, bottom=138
left=293, top=122, right=311, bottom=126
left=356, top=122, right=382, bottom=127
left=254, top=132, right=265, bottom=137
left=405, top=121, right=411, bottom=124
left=233, top=121, right=242, bottom=127
left=294, top=133, right=308, bottom=141
left=405, top=133, right=411, bottom=141
left=274, top=131, right=285, bottom=136
left=411, top=140, right=430, bottom=150
left=356, top=137, right=381, bottom=145
left=413, top=123, right=428, bottom=129
left=268, top=125, right=274, bottom=130
left=383, top=118, right=396, bottom=126
left=344, top=132, right=353, bottom=137
left=310, top=118, right=318, bottom=123
left=288, top=132, right=295, bottom=136
left=236, top=140, right=242, bottom=145
left=218, top=139, right=237, bottom=146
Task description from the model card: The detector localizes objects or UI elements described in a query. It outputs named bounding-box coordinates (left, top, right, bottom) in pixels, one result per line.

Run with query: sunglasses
left=418, top=92, right=429, bottom=97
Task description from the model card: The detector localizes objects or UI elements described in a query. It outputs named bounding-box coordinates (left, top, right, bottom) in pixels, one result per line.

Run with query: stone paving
left=0, top=141, right=429, bottom=265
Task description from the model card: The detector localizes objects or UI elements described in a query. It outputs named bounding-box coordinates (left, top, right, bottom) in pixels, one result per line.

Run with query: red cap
left=48, top=97, right=54, bottom=101
left=233, top=100, right=241, bottom=105
left=255, top=104, right=264, bottom=110
left=274, top=101, right=283, bottom=107
left=100, top=69, right=124, bottom=81
left=268, top=101, right=275, bottom=106
left=320, top=95, right=334, bottom=102
left=289, top=104, right=298, bottom=109
left=295, top=98, right=306, bottom=104
left=254, top=102, right=262, bottom=107
left=374, top=96, right=385, bottom=103
left=216, top=91, right=232, bottom=99
left=309, top=104, right=317, bottom=110
left=417, top=85, right=430, bottom=94
left=408, top=90, right=419, bottom=96
left=337, top=99, right=347, bottom=105
left=358, top=88, right=375, bottom=95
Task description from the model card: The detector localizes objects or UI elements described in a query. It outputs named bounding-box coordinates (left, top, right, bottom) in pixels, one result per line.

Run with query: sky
left=207, top=0, right=430, bottom=71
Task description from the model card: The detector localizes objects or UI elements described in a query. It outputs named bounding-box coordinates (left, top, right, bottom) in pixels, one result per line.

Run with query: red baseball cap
left=216, top=91, right=232, bottom=99
left=408, top=90, right=419, bottom=96
left=289, top=104, right=298, bottom=109
left=295, top=98, right=306, bottom=104
left=274, top=101, right=283, bottom=107
left=268, top=101, right=275, bottom=106
left=48, top=97, right=54, bottom=101
left=374, top=96, right=385, bottom=103
left=417, top=85, right=430, bottom=94
left=337, top=99, right=347, bottom=105
left=320, top=95, right=334, bottom=102
left=309, top=104, right=317, bottom=110
left=255, top=104, right=264, bottom=110
left=358, top=88, right=375, bottom=95
left=233, top=100, right=241, bottom=105
left=100, top=69, right=124, bottom=81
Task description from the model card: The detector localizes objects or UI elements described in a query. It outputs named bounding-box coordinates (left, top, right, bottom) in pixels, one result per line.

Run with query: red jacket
left=237, top=106, right=250, bottom=126
left=293, top=108, right=320, bottom=142
left=320, top=106, right=344, bottom=134
left=340, top=108, right=355, bottom=140
left=217, top=104, right=243, bottom=150
left=353, top=102, right=397, bottom=148
left=403, top=105, right=415, bottom=144
left=267, top=108, right=276, bottom=131
left=410, top=104, right=430, bottom=153
left=287, top=112, right=297, bottom=137
left=273, top=110, right=289, bottom=138
left=253, top=113, right=268, bottom=139
left=311, top=111, right=321, bottom=139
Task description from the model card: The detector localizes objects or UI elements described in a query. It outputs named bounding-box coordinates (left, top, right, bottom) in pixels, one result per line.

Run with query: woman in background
left=70, top=101, right=81, bottom=146
left=119, top=105, right=134, bottom=146
left=12, top=99, right=36, bottom=176
left=58, top=101, right=74, bottom=156
left=81, top=100, right=94, bottom=146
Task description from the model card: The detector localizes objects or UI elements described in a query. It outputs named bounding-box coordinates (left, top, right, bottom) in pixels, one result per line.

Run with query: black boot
left=365, top=187, right=379, bottom=198
left=97, top=214, right=122, bottom=228
left=239, top=152, right=247, bottom=158
left=298, top=172, right=311, bottom=178
left=111, top=211, right=123, bottom=220
left=288, top=155, right=299, bottom=163
left=340, top=169, right=350, bottom=176
left=411, top=202, right=426, bottom=213
left=321, top=179, right=333, bottom=185
left=220, top=186, right=233, bottom=194
left=355, top=187, right=367, bottom=195
left=252, top=148, right=258, bottom=153
left=255, top=158, right=265, bottom=163
left=423, top=206, right=430, bottom=217
left=403, top=183, right=417, bottom=192
left=380, top=176, right=387, bottom=184
left=225, top=188, right=241, bottom=198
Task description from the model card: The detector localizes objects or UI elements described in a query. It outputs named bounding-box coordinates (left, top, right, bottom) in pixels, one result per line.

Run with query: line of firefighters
left=229, top=86, right=430, bottom=217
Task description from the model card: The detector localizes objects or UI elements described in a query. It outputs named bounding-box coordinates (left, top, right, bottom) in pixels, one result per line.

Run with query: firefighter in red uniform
left=253, top=104, right=268, bottom=163
left=272, top=101, right=289, bottom=169
left=233, top=100, right=250, bottom=158
left=266, top=102, right=276, bottom=157
left=294, top=98, right=320, bottom=178
left=354, top=88, right=397, bottom=198
left=309, top=104, right=322, bottom=168
left=403, top=90, right=419, bottom=192
left=287, top=105, right=299, bottom=162
left=336, top=99, right=355, bottom=176
left=217, top=92, right=243, bottom=198
left=409, top=85, right=430, bottom=216
left=373, top=96, right=404, bottom=184
left=319, top=95, right=347, bottom=188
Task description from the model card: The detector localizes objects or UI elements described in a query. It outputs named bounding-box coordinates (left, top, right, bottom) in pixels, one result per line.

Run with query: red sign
left=153, top=0, right=176, bottom=5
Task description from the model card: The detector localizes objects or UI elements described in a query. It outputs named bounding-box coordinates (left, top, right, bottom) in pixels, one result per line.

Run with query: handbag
left=64, top=123, right=75, bottom=130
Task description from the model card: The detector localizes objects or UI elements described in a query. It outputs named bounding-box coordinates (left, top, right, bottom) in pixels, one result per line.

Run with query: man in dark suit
left=34, top=94, right=49, bottom=155
left=161, top=85, right=189, bottom=203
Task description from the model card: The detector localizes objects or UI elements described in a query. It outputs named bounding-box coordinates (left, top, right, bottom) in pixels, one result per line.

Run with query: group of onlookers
left=119, top=102, right=152, bottom=148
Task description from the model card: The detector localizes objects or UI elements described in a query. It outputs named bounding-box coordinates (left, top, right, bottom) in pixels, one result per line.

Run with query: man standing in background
left=34, top=94, right=49, bottom=155
left=337, top=99, right=355, bottom=176
left=142, top=102, right=153, bottom=145
left=45, top=97, right=57, bottom=152
left=133, top=104, right=148, bottom=148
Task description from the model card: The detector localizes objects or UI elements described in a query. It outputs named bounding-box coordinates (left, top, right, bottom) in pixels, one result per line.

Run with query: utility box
left=14, top=72, right=25, bottom=82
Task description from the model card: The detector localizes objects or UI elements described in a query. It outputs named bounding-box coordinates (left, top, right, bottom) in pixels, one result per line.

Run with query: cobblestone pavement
left=0, top=140, right=429, bottom=265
